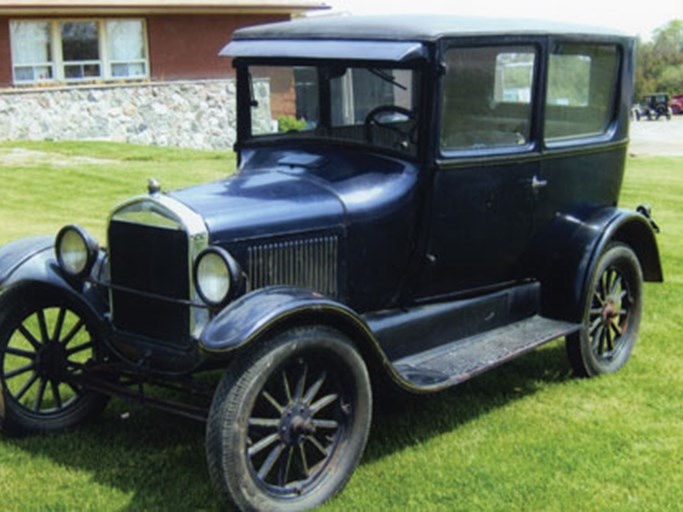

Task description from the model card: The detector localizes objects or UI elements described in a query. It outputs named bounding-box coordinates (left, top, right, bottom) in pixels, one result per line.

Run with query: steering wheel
left=363, top=105, right=417, bottom=146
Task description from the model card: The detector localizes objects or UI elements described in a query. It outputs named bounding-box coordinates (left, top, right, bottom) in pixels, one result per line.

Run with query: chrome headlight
left=55, top=225, right=99, bottom=278
left=194, top=247, right=240, bottom=307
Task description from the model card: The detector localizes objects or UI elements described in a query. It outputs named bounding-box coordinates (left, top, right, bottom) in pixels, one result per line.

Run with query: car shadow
left=8, top=396, right=229, bottom=510
left=8, top=340, right=573, bottom=510
left=364, top=340, right=574, bottom=463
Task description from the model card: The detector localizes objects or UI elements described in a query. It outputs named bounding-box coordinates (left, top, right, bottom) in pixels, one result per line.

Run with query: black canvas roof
left=233, top=14, right=629, bottom=42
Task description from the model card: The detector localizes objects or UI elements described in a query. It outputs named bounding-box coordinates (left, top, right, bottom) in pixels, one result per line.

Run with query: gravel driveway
left=629, top=115, right=683, bottom=157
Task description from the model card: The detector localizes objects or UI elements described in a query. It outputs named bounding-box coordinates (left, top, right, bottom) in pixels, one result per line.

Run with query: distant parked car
left=669, top=94, right=683, bottom=115
left=633, top=94, right=672, bottom=120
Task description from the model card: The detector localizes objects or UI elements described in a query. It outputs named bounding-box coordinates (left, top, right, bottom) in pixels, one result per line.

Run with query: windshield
left=246, top=64, right=421, bottom=156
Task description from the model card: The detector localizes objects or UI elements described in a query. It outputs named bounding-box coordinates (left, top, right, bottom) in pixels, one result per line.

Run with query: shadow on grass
left=364, top=340, right=574, bottom=463
left=8, top=341, right=574, bottom=510
left=8, top=399, right=229, bottom=511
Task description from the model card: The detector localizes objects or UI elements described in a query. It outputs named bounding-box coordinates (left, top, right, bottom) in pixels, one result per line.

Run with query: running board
left=392, top=315, right=580, bottom=391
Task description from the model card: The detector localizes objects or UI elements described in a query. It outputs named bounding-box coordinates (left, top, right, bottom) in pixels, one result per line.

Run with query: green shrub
left=277, top=115, right=307, bottom=132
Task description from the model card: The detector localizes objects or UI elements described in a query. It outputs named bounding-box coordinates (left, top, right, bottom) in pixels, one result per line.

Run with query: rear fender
left=535, top=207, right=662, bottom=322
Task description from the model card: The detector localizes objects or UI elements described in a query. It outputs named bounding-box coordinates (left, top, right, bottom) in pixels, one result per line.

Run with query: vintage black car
left=0, top=15, right=663, bottom=511
left=633, top=93, right=673, bottom=120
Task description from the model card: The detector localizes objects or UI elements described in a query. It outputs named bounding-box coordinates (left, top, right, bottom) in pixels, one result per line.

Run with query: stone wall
left=0, top=79, right=240, bottom=150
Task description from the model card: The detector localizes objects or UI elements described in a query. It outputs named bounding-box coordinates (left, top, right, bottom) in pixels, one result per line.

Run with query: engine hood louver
left=247, top=236, right=339, bottom=298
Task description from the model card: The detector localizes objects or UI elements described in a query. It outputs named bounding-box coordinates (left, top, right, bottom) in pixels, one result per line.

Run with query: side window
left=249, top=66, right=320, bottom=135
left=545, top=44, right=619, bottom=142
left=440, top=45, right=536, bottom=153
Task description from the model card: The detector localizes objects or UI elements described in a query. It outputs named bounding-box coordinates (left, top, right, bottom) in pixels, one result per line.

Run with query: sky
left=326, top=0, right=682, bottom=41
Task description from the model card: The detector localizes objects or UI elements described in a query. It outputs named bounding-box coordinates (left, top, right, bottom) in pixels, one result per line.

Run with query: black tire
left=566, top=243, right=643, bottom=377
left=0, top=286, right=109, bottom=436
left=206, top=326, right=372, bottom=511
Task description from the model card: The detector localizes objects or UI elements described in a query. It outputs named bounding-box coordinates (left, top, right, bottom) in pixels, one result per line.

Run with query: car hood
left=169, top=169, right=346, bottom=242
left=169, top=146, right=419, bottom=243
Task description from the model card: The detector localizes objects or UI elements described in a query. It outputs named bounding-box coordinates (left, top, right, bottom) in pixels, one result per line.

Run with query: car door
left=415, top=41, right=542, bottom=298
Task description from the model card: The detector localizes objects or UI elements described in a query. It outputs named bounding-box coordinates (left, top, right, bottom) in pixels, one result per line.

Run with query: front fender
left=533, top=207, right=662, bottom=322
left=201, top=286, right=431, bottom=392
left=0, top=236, right=108, bottom=318
left=200, top=286, right=377, bottom=353
left=0, top=236, right=54, bottom=288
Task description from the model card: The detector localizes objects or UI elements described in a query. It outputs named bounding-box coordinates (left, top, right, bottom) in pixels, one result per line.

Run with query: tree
left=635, top=20, right=683, bottom=99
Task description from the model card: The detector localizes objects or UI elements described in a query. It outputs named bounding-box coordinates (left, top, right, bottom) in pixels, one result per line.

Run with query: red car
left=670, top=94, right=683, bottom=115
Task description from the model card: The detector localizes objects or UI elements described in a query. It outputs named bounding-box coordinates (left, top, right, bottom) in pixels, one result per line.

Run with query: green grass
left=0, top=143, right=681, bottom=511
left=0, top=141, right=233, bottom=245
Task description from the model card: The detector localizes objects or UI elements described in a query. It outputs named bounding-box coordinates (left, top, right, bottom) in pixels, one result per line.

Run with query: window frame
left=542, top=39, right=623, bottom=148
left=436, top=38, right=544, bottom=160
left=237, top=59, right=425, bottom=159
left=9, top=20, right=54, bottom=83
left=60, top=20, right=102, bottom=82
left=10, top=18, right=150, bottom=85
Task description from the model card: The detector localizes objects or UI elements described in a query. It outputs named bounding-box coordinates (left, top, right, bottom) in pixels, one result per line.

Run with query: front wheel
left=0, top=286, right=109, bottom=436
left=566, top=243, right=643, bottom=377
left=206, top=326, right=372, bottom=511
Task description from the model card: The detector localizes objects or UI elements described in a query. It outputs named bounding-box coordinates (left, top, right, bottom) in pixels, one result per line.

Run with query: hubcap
left=588, top=267, right=631, bottom=360
left=1, top=304, right=95, bottom=414
left=246, top=358, right=350, bottom=494
left=281, top=404, right=317, bottom=445
left=35, top=341, right=69, bottom=381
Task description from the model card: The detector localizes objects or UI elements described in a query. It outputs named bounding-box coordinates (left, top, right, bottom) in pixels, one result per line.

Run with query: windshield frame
left=234, top=58, right=427, bottom=160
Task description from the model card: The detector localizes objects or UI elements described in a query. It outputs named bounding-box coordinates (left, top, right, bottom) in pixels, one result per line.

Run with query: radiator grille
left=108, top=220, right=190, bottom=344
left=248, top=236, right=339, bottom=297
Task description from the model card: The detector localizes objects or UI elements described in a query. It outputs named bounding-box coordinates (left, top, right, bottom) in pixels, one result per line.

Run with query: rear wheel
left=206, top=326, right=372, bottom=511
left=566, top=244, right=643, bottom=377
left=0, top=286, right=108, bottom=436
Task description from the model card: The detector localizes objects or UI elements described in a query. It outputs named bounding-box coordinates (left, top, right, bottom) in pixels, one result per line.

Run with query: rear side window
left=545, top=44, right=619, bottom=142
left=440, top=45, right=537, bottom=154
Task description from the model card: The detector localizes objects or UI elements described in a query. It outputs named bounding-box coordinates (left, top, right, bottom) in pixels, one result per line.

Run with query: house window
left=107, top=20, right=147, bottom=78
left=61, top=21, right=101, bottom=80
left=9, top=21, right=54, bottom=82
left=10, top=19, right=148, bottom=84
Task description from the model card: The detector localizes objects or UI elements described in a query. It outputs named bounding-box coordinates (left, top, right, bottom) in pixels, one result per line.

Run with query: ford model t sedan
left=0, top=15, right=663, bottom=511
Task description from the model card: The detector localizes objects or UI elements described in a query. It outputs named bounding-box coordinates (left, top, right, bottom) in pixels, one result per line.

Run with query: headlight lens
left=195, top=247, right=236, bottom=307
left=55, top=225, right=98, bottom=278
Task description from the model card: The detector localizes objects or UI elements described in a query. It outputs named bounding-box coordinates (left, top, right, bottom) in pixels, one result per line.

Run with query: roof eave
left=0, top=1, right=329, bottom=16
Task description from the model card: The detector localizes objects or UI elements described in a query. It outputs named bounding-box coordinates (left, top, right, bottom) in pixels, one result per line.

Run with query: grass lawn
left=0, top=142, right=681, bottom=511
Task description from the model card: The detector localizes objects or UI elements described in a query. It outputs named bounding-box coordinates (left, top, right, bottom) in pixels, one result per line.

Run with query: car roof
left=233, top=14, right=630, bottom=42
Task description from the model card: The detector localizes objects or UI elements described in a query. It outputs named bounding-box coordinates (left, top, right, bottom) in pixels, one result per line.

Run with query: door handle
left=531, top=175, right=548, bottom=191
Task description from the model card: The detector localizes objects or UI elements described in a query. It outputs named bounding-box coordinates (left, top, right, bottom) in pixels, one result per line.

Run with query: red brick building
left=0, top=1, right=327, bottom=149
left=0, top=0, right=327, bottom=87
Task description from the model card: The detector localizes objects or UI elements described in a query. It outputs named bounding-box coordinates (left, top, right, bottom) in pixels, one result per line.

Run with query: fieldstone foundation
left=0, top=79, right=240, bottom=150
